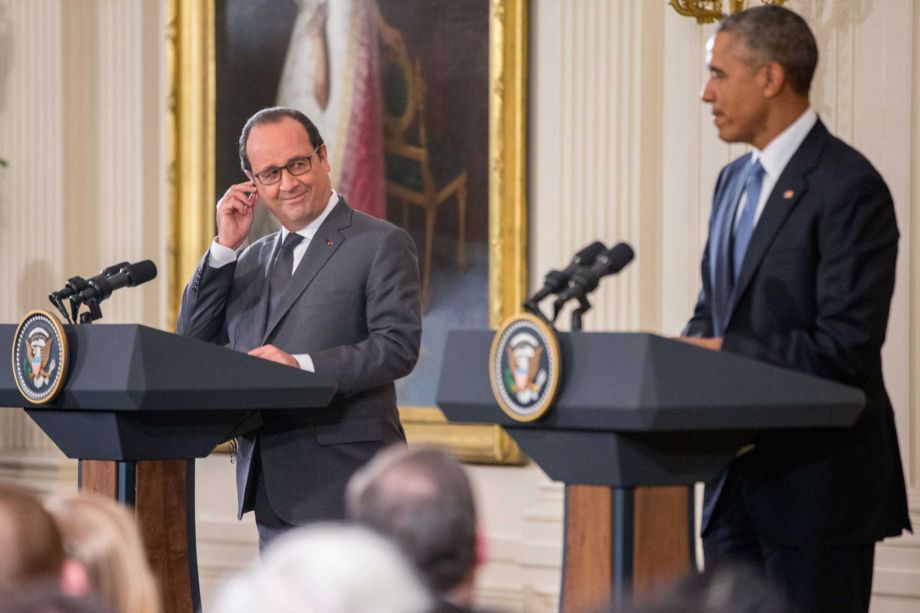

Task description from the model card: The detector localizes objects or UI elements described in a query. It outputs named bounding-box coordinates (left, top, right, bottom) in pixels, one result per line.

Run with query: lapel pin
left=783, top=190, right=794, bottom=200
left=326, top=239, right=334, bottom=247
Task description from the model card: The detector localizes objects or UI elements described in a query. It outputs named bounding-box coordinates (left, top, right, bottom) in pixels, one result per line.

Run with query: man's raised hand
left=216, top=180, right=258, bottom=250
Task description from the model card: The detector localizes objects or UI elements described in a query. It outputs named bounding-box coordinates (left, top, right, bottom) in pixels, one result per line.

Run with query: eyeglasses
left=251, top=146, right=322, bottom=185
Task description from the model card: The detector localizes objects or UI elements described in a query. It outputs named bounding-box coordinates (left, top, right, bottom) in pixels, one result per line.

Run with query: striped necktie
left=732, top=159, right=765, bottom=284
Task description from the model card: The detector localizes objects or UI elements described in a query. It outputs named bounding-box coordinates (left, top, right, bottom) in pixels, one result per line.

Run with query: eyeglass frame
left=248, top=145, right=324, bottom=186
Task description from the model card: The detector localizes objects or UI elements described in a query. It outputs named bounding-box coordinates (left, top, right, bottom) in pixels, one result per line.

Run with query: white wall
left=0, top=0, right=167, bottom=450
left=1, top=1, right=918, bottom=611
left=0, top=0, right=172, bottom=587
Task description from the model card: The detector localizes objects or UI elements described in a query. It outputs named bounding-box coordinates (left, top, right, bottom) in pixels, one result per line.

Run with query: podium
left=0, top=324, right=337, bottom=613
left=437, top=330, right=864, bottom=611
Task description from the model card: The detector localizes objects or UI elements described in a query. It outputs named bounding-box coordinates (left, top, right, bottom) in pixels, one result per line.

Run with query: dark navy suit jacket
left=684, top=120, right=911, bottom=546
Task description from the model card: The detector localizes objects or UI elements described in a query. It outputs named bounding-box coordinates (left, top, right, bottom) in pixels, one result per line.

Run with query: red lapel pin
left=783, top=190, right=794, bottom=199
left=326, top=239, right=334, bottom=247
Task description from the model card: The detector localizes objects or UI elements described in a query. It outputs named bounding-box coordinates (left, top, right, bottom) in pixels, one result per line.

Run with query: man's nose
left=279, top=166, right=299, bottom=191
left=700, top=79, right=715, bottom=103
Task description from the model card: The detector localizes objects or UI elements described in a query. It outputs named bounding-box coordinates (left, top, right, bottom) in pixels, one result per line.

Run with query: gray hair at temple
left=345, top=445, right=478, bottom=596
left=212, top=524, right=430, bottom=613
left=717, top=5, right=818, bottom=96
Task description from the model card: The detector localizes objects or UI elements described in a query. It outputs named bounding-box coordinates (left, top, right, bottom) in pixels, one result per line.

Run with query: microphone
left=49, top=277, right=89, bottom=302
left=49, top=262, right=129, bottom=302
left=100, top=261, right=132, bottom=277
left=552, top=242, right=634, bottom=317
left=527, top=241, right=606, bottom=304
left=76, top=260, right=158, bottom=304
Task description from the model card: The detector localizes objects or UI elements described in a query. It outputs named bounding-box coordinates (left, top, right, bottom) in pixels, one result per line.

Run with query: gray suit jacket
left=177, top=197, right=421, bottom=523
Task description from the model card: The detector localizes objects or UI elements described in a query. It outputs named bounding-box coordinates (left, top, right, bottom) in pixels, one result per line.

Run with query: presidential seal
left=489, top=313, right=561, bottom=422
left=12, top=310, right=69, bottom=404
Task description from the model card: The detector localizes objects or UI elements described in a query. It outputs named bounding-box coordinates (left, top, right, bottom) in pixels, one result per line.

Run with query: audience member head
left=0, top=482, right=67, bottom=594
left=47, top=493, right=161, bottom=613
left=346, top=445, right=481, bottom=606
left=212, top=524, right=431, bottom=613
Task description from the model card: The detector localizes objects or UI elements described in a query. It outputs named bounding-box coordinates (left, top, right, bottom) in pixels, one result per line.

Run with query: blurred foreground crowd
left=0, top=445, right=792, bottom=613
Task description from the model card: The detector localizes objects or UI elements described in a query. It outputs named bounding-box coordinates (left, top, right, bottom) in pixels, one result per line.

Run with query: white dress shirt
left=735, top=107, right=818, bottom=230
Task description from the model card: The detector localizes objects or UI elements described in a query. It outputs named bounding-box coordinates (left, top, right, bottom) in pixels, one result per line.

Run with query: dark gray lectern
left=437, top=330, right=864, bottom=612
left=0, top=324, right=337, bottom=613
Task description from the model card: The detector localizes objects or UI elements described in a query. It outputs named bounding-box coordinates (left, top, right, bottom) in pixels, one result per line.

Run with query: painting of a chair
left=381, top=45, right=468, bottom=312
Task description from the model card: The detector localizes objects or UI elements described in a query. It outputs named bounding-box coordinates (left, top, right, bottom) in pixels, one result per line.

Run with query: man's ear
left=762, top=60, right=786, bottom=98
left=59, top=558, right=91, bottom=597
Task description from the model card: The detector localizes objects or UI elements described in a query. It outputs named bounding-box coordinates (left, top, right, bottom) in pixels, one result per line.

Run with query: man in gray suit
left=177, top=107, right=421, bottom=548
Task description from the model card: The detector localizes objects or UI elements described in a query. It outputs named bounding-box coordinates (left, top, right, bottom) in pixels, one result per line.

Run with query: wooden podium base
left=80, top=459, right=199, bottom=613
left=562, top=484, right=692, bottom=612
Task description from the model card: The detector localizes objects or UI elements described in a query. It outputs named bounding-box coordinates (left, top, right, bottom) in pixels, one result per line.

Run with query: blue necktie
left=732, top=159, right=765, bottom=284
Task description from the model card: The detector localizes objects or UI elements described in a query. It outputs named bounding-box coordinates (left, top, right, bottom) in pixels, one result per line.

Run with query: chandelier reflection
left=669, top=0, right=787, bottom=25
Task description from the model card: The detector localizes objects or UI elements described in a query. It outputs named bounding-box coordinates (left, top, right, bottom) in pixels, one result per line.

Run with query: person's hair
left=47, top=494, right=161, bottom=613
left=0, top=483, right=66, bottom=594
left=346, top=445, right=477, bottom=595
left=717, top=5, right=818, bottom=96
left=212, top=524, right=431, bottom=613
left=238, top=106, right=325, bottom=172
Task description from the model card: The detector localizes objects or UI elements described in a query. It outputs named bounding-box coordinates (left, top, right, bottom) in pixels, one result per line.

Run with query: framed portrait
left=166, top=0, right=527, bottom=464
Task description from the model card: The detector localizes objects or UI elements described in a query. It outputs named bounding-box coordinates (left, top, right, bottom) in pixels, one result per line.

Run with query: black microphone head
left=551, top=242, right=634, bottom=322
left=562, top=241, right=606, bottom=276
left=574, top=241, right=606, bottom=265
left=126, top=260, right=157, bottom=286
left=598, top=242, right=634, bottom=275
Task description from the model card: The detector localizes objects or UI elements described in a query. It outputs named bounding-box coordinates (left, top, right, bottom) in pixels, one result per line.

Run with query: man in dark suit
left=177, top=107, right=421, bottom=548
left=680, top=7, right=911, bottom=612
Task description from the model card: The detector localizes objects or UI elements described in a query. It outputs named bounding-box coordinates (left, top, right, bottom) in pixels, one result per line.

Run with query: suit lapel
left=725, top=121, right=829, bottom=323
left=253, top=234, right=280, bottom=344
left=262, top=198, right=352, bottom=344
left=231, top=234, right=278, bottom=351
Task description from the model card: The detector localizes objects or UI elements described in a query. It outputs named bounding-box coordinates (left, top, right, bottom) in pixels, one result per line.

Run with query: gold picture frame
left=166, top=0, right=528, bottom=465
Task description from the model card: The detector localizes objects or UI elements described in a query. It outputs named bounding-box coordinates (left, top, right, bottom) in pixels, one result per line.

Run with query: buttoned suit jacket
left=684, top=119, right=911, bottom=546
left=177, top=197, right=421, bottom=524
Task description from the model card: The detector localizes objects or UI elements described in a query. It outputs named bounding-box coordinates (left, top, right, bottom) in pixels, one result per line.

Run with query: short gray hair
left=718, top=5, right=818, bottom=96
left=346, top=445, right=477, bottom=595
left=212, top=524, right=430, bottom=613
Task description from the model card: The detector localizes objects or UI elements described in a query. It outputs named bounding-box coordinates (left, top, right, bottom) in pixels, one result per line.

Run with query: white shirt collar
left=752, top=107, right=818, bottom=180
left=279, top=189, right=339, bottom=242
